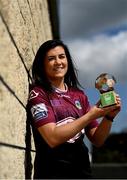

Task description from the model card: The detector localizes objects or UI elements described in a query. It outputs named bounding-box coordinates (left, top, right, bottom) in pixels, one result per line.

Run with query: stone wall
left=0, top=0, right=53, bottom=178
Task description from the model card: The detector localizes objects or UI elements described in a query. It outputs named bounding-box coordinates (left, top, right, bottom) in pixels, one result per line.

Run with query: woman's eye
left=59, top=55, right=65, bottom=59
left=48, top=57, right=54, bottom=61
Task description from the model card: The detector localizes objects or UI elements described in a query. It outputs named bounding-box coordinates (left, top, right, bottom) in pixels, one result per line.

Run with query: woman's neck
left=51, top=80, right=66, bottom=91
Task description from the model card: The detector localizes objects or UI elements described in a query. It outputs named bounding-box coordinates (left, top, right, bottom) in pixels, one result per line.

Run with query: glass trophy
left=95, top=73, right=117, bottom=107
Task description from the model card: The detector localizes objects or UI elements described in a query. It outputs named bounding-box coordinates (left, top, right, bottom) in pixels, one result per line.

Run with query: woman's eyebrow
left=48, top=53, right=65, bottom=57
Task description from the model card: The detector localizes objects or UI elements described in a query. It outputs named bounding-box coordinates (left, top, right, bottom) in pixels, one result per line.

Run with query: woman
left=27, top=39, right=121, bottom=179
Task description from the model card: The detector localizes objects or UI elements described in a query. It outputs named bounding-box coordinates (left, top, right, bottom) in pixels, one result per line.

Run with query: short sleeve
left=28, top=87, right=56, bottom=128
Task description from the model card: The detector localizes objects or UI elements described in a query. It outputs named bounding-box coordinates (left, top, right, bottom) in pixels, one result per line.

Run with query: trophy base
left=100, top=91, right=117, bottom=107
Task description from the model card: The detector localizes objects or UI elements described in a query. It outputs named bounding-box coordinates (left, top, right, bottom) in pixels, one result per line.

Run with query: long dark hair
left=32, top=39, right=80, bottom=92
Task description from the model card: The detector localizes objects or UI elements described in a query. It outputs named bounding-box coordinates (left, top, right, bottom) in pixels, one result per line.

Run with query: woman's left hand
left=106, top=94, right=121, bottom=119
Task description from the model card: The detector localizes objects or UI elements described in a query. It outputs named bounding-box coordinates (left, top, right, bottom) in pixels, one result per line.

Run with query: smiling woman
left=44, top=46, right=68, bottom=87
left=27, top=39, right=121, bottom=179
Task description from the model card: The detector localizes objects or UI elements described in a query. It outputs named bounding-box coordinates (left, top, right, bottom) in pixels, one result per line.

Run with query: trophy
left=95, top=73, right=117, bottom=107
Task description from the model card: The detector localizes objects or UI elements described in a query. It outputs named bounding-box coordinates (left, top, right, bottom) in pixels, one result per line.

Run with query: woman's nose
left=55, top=57, right=61, bottom=64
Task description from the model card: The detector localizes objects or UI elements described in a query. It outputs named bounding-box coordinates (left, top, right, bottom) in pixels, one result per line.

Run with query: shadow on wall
left=0, top=76, right=35, bottom=179
left=25, top=102, right=34, bottom=179
left=0, top=11, right=35, bottom=178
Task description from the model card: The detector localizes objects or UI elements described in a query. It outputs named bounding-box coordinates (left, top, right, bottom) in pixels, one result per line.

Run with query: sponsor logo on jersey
left=57, top=94, right=70, bottom=98
left=29, top=90, right=39, bottom=100
left=31, top=103, right=48, bottom=121
left=75, top=100, right=82, bottom=109
left=50, top=99, right=61, bottom=106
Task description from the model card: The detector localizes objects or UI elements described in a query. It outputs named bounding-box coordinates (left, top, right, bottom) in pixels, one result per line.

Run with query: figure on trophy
left=95, top=73, right=117, bottom=107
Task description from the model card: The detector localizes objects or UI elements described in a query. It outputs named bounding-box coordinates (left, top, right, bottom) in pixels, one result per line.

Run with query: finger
left=103, top=105, right=119, bottom=113
left=115, top=94, right=121, bottom=101
left=116, top=98, right=121, bottom=106
left=95, top=100, right=101, bottom=107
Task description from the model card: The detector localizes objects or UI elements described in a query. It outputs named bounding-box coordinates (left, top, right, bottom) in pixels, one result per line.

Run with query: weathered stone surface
left=0, top=0, right=52, bottom=178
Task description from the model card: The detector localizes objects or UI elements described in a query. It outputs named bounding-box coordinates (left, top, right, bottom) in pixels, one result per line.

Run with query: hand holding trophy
left=95, top=73, right=117, bottom=108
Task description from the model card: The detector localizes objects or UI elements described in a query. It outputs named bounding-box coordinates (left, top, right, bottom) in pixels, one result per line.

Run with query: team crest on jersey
left=31, top=103, right=48, bottom=121
left=75, top=100, right=82, bottom=109
left=29, top=90, right=39, bottom=100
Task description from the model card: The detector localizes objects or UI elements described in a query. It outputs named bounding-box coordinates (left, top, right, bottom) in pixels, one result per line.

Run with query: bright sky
left=59, top=0, right=127, bottom=133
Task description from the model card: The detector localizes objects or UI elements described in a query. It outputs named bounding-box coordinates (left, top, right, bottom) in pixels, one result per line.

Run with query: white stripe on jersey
left=56, top=117, right=85, bottom=143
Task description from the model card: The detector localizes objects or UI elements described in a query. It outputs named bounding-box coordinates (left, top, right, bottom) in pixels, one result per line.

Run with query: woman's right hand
left=87, top=100, right=121, bottom=120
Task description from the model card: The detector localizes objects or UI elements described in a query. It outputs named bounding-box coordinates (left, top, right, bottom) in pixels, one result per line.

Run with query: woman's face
left=44, top=46, right=68, bottom=83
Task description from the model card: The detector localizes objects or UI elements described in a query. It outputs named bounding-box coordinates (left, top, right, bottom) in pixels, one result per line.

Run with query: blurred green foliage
left=92, top=133, right=127, bottom=163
